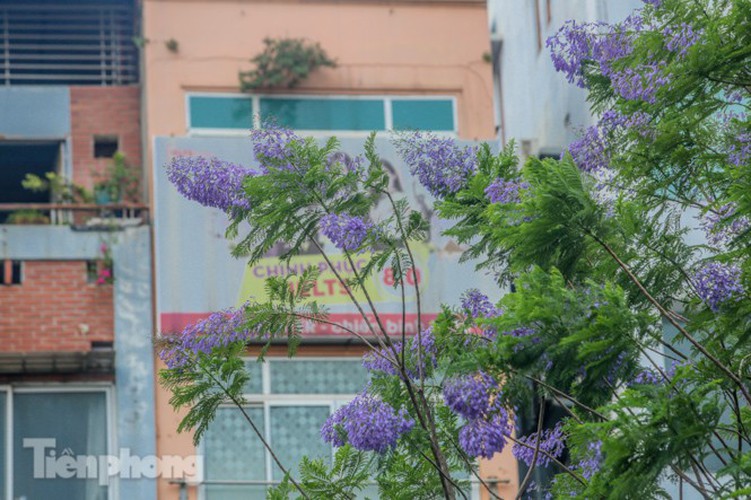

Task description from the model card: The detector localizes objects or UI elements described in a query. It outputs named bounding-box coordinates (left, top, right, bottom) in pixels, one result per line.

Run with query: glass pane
left=270, top=406, right=330, bottom=481
left=14, top=391, right=108, bottom=500
left=392, top=99, right=455, bottom=131
left=269, top=359, right=368, bottom=394
left=243, top=360, right=263, bottom=394
left=260, top=98, right=385, bottom=131
left=190, top=96, right=253, bottom=129
left=204, top=407, right=266, bottom=481
left=205, top=484, right=267, bottom=500
left=0, top=391, right=5, bottom=497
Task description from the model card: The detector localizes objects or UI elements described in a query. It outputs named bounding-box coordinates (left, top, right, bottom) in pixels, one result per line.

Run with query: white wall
left=488, top=0, right=642, bottom=156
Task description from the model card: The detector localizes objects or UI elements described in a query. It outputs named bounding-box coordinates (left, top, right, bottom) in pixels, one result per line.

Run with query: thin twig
left=517, top=397, right=546, bottom=499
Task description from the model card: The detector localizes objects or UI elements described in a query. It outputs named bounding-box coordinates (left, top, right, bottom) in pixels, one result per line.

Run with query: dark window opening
left=0, top=141, right=62, bottom=222
left=0, top=260, right=22, bottom=285
left=93, top=136, right=119, bottom=158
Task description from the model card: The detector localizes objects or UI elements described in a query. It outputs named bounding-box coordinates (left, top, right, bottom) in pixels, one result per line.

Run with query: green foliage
left=239, top=37, right=336, bottom=90
left=22, top=172, right=93, bottom=203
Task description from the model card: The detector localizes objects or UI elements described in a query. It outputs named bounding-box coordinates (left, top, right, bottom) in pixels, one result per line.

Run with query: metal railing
left=1, top=2, right=138, bottom=86
left=0, top=202, right=148, bottom=226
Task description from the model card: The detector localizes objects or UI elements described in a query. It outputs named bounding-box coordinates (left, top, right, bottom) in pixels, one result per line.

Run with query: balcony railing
left=0, top=202, right=148, bottom=227
left=0, top=2, right=138, bottom=86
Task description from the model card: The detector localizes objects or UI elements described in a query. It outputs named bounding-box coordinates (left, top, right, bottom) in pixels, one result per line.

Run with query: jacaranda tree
left=158, top=0, right=751, bottom=497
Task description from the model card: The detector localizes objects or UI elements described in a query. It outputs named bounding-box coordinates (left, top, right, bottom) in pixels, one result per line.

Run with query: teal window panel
left=260, top=98, right=385, bottom=131
left=392, top=99, right=455, bottom=131
left=270, top=406, right=331, bottom=480
left=204, top=407, right=266, bottom=481
left=243, top=360, right=263, bottom=394
left=189, top=96, right=253, bottom=129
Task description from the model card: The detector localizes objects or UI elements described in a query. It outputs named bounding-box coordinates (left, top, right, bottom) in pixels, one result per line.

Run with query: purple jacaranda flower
left=576, top=440, right=603, bottom=480
left=319, top=213, right=372, bottom=252
left=694, top=262, right=745, bottom=312
left=663, top=23, right=702, bottom=58
left=167, top=156, right=255, bottom=212
left=609, top=63, right=671, bottom=104
left=461, top=289, right=503, bottom=319
left=512, top=422, right=566, bottom=468
left=362, top=328, right=436, bottom=379
left=249, top=123, right=300, bottom=169
left=458, top=413, right=509, bottom=459
left=321, top=392, right=414, bottom=453
left=728, top=132, right=751, bottom=167
left=394, top=132, right=477, bottom=198
left=631, top=368, right=663, bottom=385
left=485, top=178, right=530, bottom=204
left=700, top=203, right=751, bottom=247
left=643, top=0, right=662, bottom=7
left=158, top=306, right=252, bottom=369
left=443, top=372, right=500, bottom=420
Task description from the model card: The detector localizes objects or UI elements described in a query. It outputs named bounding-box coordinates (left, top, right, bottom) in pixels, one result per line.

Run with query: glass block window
left=187, top=94, right=456, bottom=134
left=269, top=359, right=368, bottom=394
left=189, top=96, right=254, bottom=130
left=203, top=357, right=367, bottom=499
left=269, top=406, right=331, bottom=480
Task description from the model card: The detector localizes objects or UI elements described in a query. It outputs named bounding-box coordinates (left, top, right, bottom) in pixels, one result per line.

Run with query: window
left=0, top=386, right=111, bottom=500
left=186, top=94, right=457, bottom=135
left=202, top=358, right=369, bottom=499
left=0, top=260, right=22, bottom=285
left=93, top=136, right=119, bottom=159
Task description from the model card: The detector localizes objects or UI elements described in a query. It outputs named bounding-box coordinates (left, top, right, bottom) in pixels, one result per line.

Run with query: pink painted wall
left=143, top=0, right=495, bottom=140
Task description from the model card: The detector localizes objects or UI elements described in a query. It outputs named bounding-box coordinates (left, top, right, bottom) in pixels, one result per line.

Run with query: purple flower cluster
left=609, top=63, right=671, bottom=104
left=505, top=327, right=536, bottom=338
left=631, top=368, right=662, bottom=385
left=459, top=414, right=509, bottom=459
left=642, top=0, right=662, bottom=7
left=568, top=124, right=610, bottom=173
left=158, top=307, right=251, bottom=369
left=546, top=15, right=641, bottom=88
left=394, top=132, right=477, bottom=198
left=576, top=440, right=603, bottom=480
left=444, top=372, right=511, bottom=459
left=546, top=20, right=597, bottom=88
left=485, top=178, right=529, bottom=204
left=664, top=23, right=702, bottom=58
left=249, top=124, right=300, bottom=168
left=512, top=422, right=566, bottom=468
left=568, top=110, right=652, bottom=172
left=167, top=156, right=254, bottom=212
left=319, top=213, right=372, bottom=252
left=321, top=392, right=414, bottom=453
left=694, top=262, right=745, bottom=312
left=728, top=132, right=751, bottom=167
left=443, top=372, right=498, bottom=420
left=362, top=328, right=437, bottom=379
left=701, top=203, right=751, bottom=247
left=461, top=289, right=503, bottom=319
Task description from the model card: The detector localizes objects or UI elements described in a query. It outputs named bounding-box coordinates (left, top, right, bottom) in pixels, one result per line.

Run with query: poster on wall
left=153, top=135, right=501, bottom=339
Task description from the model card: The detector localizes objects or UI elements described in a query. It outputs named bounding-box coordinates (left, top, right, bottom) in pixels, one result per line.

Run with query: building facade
left=142, top=0, right=516, bottom=499
left=0, top=1, right=155, bottom=499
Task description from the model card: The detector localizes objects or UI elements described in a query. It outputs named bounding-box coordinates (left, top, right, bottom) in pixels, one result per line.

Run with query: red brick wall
left=70, top=86, right=142, bottom=198
left=0, top=261, right=114, bottom=352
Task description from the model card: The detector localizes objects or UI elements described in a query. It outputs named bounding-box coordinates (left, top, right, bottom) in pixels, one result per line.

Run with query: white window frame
left=185, top=92, right=459, bottom=138
left=0, top=383, right=116, bottom=500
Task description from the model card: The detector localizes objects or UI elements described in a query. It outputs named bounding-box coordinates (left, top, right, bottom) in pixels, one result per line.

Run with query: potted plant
left=93, top=152, right=140, bottom=205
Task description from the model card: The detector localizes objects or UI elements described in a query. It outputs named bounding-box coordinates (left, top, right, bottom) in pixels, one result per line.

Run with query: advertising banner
left=154, top=135, right=499, bottom=339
